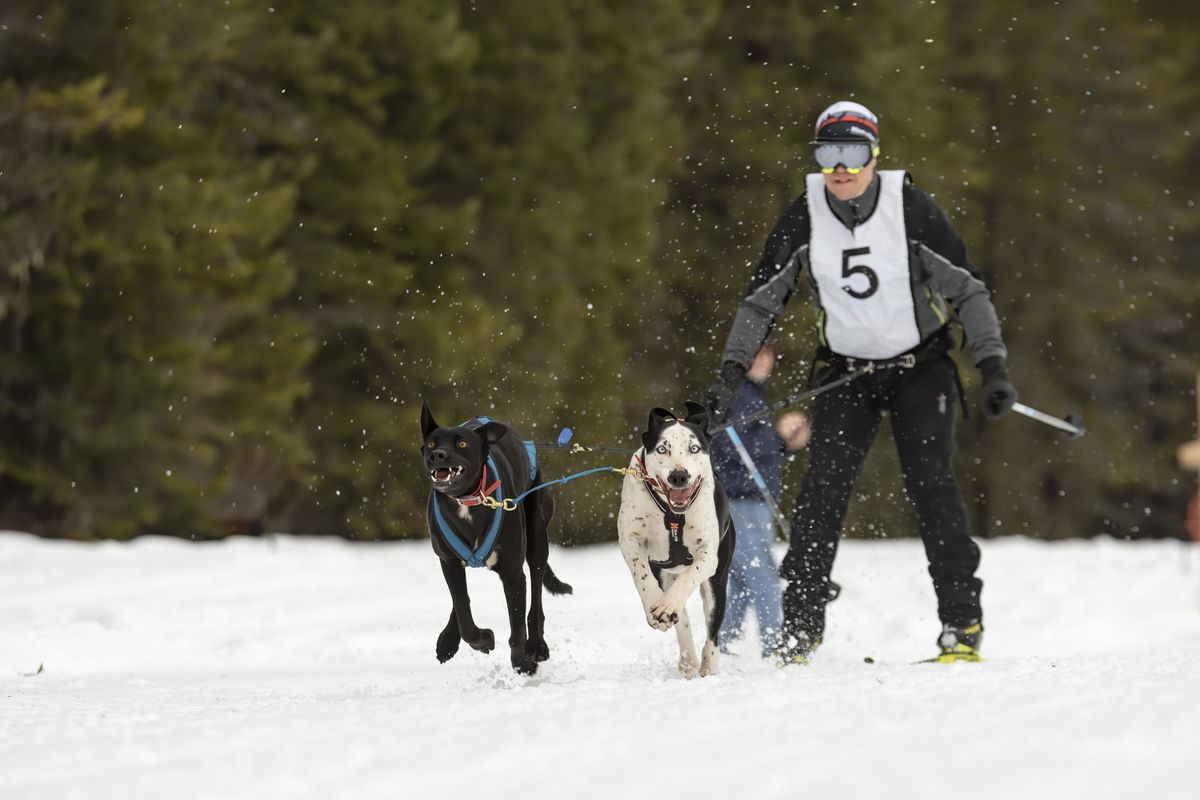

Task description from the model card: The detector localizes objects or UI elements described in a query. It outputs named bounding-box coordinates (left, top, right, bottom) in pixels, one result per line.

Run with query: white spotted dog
left=617, top=402, right=736, bottom=677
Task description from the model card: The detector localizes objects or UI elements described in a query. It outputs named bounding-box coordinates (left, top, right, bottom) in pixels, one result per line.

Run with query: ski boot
left=776, top=631, right=821, bottom=667
left=927, top=620, right=983, bottom=663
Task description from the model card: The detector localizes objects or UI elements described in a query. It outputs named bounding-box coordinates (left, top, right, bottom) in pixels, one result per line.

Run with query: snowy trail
left=2, top=532, right=1199, bottom=800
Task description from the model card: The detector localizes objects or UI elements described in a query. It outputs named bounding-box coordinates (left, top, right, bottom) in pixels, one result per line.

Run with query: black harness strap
left=636, top=453, right=697, bottom=570
left=646, top=493, right=695, bottom=570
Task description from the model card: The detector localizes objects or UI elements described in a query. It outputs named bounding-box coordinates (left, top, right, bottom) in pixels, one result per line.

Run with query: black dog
left=421, top=401, right=572, bottom=674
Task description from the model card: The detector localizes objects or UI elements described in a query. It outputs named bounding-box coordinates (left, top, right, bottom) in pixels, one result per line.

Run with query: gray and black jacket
left=719, top=172, right=1007, bottom=371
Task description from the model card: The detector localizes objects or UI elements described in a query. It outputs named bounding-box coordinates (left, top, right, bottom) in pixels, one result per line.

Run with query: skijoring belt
left=840, top=352, right=917, bottom=372
left=811, top=329, right=969, bottom=417
left=826, top=329, right=952, bottom=374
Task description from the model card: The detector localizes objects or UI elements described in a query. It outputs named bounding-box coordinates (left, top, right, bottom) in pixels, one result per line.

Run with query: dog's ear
left=420, top=400, right=440, bottom=441
left=481, top=421, right=509, bottom=446
left=646, top=407, right=676, bottom=435
left=648, top=407, right=675, bottom=427
left=642, top=407, right=674, bottom=452
left=684, top=400, right=710, bottom=434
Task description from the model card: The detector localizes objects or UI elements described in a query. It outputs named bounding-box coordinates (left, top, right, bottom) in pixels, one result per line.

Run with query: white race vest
left=806, top=170, right=920, bottom=359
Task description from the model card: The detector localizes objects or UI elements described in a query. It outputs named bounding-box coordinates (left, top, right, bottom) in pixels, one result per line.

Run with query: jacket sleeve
left=903, top=179, right=987, bottom=284
left=905, top=181, right=1007, bottom=366
left=718, top=194, right=811, bottom=370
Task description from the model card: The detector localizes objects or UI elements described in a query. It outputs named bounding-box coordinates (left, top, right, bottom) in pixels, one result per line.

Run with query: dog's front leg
left=698, top=580, right=720, bottom=677
left=619, top=533, right=675, bottom=631
left=648, top=539, right=717, bottom=628
left=498, top=565, right=537, bottom=675
left=436, top=609, right=461, bottom=663
left=440, top=558, right=495, bottom=654
left=659, top=572, right=700, bottom=677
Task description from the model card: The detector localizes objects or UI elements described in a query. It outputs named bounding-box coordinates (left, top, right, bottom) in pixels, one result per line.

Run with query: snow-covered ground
left=2, top=531, right=1199, bottom=800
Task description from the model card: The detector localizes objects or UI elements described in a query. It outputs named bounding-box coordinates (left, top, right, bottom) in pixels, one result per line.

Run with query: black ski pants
left=780, top=355, right=983, bottom=642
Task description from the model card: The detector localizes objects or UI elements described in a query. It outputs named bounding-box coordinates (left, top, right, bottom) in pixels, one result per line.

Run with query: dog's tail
left=544, top=564, right=573, bottom=595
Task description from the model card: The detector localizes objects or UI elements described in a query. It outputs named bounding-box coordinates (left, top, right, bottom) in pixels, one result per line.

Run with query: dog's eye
left=456, top=440, right=468, bottom=449
left=655, top=444, right=668, bottom=455
left=426, top=441, right=435, bottom=450
left=688, top=444, right=701, bottom=454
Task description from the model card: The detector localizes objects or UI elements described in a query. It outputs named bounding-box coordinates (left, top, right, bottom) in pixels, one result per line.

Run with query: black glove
left=978, top=356, right=1018, bottom=420
left=704, top=361, right=746, bottom=424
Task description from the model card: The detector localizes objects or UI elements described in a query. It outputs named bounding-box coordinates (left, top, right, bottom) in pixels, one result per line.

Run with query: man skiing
left=705, top=101, right=1018, bottom=664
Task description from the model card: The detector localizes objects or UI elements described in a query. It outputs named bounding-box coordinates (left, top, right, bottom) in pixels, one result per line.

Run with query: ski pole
left=711, top=368, right=866, bottom=433
left=725, top=424, right=841, bottom=601
left=723, top=427, right=790, bottom=538
left=1011, top=402, right=1085, bottom=439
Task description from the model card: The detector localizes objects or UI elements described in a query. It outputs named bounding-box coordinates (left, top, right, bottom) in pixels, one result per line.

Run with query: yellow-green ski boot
left=776, top=632, right=821, bottom=667
left=926, top=620, right=983, bottom=663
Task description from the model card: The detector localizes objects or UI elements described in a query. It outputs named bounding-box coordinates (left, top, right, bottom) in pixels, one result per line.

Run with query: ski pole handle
left=1011, top=402, right=1085, bottom=438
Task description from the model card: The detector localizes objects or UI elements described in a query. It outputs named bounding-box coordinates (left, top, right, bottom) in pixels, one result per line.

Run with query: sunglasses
left=813, top=142, right=880, bottom=174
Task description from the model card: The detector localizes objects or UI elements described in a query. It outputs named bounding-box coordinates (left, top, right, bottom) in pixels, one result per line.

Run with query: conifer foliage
left=0, top=1, right=1195, bottom=540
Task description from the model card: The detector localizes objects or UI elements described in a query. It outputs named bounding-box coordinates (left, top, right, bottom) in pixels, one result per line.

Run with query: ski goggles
left=813, top=141, right=880, bottom=174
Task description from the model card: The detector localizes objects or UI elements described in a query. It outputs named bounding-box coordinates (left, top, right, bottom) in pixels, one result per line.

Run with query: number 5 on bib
left=841, top=247, right=879, bottom=299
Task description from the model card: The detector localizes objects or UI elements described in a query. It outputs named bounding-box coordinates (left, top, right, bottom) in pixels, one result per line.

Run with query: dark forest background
left=1, top=0, right=1197, bottom=543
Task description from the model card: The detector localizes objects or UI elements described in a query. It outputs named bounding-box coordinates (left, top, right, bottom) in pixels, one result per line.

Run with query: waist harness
left=809, top=329, right=968, bottom=417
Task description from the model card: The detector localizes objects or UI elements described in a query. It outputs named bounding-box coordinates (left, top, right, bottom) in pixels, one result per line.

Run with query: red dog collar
left=455, top=465, right=501, bottom=507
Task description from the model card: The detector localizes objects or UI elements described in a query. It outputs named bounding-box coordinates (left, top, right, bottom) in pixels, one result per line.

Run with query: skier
left=705, top=101, right=1018, bottom=664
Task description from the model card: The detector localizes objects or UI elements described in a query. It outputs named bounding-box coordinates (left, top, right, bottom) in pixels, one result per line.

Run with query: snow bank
left=2, top=532, right=1198, bottom=800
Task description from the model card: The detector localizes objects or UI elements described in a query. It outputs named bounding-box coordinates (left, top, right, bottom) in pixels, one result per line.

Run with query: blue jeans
left=721, top=498, right=783, bottom=656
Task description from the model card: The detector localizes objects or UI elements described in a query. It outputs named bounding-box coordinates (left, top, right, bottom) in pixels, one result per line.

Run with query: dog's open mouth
left=429, top=465, right=465, bottom=484
left=664, top=479, right=702, bottom=512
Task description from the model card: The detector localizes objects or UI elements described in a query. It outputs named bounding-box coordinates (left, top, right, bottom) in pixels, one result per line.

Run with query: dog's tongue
left=432, top=467, right=453, bottom=482
left=667, top=484, right=697, bottom=509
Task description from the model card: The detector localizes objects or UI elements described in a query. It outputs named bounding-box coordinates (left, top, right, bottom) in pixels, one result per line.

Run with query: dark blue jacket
left=710, top=381, right=786, bottom=501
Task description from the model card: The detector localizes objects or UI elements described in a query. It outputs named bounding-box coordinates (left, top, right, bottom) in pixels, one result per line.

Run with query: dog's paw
left=467, top=628, right=495, bottom=654
left=649, top=595, right=683, bottom=628
left=436, top=625, right=462, bottom=663
left=678, top=657, right=700, bottom=679
left=645, top=609, right=678, bottom=631
left=527, top=637, right=550, bottom=663
left=511, top=653, right=539, bottom=675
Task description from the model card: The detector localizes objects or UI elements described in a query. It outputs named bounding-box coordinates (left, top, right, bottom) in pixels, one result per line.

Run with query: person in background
left=710, top=342, right=811, bottom=658
left=705, top=101, right=1017, bottom=664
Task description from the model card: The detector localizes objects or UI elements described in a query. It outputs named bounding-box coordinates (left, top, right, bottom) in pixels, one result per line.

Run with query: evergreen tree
left=0, top=1, right=311, bottom=538
left=937, top=0, right=1200, bottom=539
left=0, top=0, right=1195, bottom=541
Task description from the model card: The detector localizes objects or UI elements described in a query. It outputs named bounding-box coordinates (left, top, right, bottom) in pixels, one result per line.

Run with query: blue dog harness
left=471, top=416, right=538, bottom=482
left=432, top=417, right=638, bottom=567
left=433, top=454, right=506, bottom=568
left=431, top=417, right=538, bottom=568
